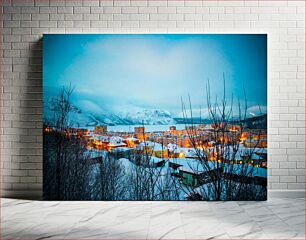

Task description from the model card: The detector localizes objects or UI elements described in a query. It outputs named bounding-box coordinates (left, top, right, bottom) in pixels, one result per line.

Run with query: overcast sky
left=43, top=34, right=267, bottom=116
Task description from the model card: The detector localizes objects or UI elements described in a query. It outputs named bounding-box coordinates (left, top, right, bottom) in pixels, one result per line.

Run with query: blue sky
left=43, top=34, right=267, bottom=117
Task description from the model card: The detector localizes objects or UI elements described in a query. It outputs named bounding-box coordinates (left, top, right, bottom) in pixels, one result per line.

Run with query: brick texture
left=0, top=0, right=305, bottom=197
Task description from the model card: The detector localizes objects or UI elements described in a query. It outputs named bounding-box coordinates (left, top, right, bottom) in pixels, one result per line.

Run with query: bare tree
left=180, top=74, right=267, bottom=200
left=126, top=127, right=181, bottom=200
left=44, top=84, right=91, bottom=200
left=92, top=153, right=127, bottom=200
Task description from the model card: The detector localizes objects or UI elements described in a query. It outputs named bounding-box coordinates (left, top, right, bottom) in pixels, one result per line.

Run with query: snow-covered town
left=69, top=124, right=267, bottom=165
left=44, top=122, right=267, bottom=200
left=42, top=34, right=268, bottom=201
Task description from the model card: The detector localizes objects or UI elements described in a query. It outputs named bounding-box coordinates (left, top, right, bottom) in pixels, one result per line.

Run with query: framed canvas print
left=43, top=34, right=267, bottom=201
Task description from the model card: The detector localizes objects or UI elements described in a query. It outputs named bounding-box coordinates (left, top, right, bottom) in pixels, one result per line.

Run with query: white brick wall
left=1, top=0, right=305, bottom=198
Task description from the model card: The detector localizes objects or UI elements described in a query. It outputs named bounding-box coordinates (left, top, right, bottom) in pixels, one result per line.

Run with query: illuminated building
left=135, top=127, right=145, bottom=140
left=169, top=126, right=176, bottom=131
left=94, top=125, right=107, bottom=134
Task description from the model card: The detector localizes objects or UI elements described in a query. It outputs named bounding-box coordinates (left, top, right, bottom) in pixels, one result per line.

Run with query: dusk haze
left=43, top=34, right=267, bottom=201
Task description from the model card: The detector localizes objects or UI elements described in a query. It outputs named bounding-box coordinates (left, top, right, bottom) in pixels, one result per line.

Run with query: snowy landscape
left=43, top=34, right=267, bottom=201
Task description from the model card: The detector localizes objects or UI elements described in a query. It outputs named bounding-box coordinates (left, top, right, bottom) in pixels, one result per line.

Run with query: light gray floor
left=1, top=198, right=305, bottom=239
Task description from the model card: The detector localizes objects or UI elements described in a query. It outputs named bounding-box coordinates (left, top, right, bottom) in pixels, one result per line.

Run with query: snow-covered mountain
left=120, top=108, right=175, bottom=125
left=74, top=108, right=176, bottom=126
left=177, top=105, right=267, bottom=120
left=43, top=98, right=176, bottom=127
left=72, top=108, right=175, bottom=127
left=44, top=96, right=266, bottom=127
